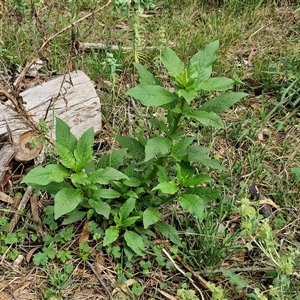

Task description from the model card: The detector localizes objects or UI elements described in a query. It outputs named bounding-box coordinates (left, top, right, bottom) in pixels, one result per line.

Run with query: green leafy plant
left=21, top=41, right=247, bottom=260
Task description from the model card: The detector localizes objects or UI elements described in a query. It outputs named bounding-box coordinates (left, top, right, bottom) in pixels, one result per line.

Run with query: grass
left=1, top=0, right=300, bottom=299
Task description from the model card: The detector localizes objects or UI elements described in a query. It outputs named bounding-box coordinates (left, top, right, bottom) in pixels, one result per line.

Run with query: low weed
left=21, top=41, right=246, bottom=265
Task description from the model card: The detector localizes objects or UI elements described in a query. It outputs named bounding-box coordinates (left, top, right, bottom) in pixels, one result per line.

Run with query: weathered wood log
left=0, top=70, right=102, bottom=141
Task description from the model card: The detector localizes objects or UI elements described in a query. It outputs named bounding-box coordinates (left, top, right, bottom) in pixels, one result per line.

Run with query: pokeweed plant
left=21, top=41, right=247, bottom=259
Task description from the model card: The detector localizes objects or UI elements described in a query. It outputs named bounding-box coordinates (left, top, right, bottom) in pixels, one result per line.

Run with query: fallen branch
left=78, top=42, right=163, bottom=52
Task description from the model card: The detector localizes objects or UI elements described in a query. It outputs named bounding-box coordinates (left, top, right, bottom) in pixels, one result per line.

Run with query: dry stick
left=9, top=186, right=33, bottom=232
left=173, top=252, right=211, bottom=290
left=78, top=42, right=163, bottom=51
left=13, top=0, right=112, bottom=89
left=86, top=260, right=113, bottom=300
left=162, top=248, right=205, bottom=300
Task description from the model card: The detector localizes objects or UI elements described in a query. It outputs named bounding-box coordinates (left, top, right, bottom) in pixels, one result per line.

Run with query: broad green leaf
left=185, top=145, right=223, bottom=170
left=70, top=172, right=90, bottom=186
left=152, top=181, right=178, bottom=195
left=88, top=167, right=128, bottom=184
left=134, top=63, right=160, bottom=85
left=124, top=231, right=146, bottom=255
left=179, top=194, right=206, bottom=220
left=62, top=211, right=87, bottom=225
left=176, top=162, right=194, bottom=185
left=54, top=188, right=83, bottom=219
left=55, top=117, right=77, bottom=151
left=161, top=47, right=185, bottom=78
left=24, top=181, right=72, bottom=196
left=149, top=118, right=168, bottom=133
left=186, top=145, right=211, bottom=160
left=143, top=207, right=161, bottom=229
left=126, top=85, right=177, bottom=107
left=21, top=164, right=69, bottom=186
left=188, top=41, right=219, bottom=84
left=96, top=148, right=127, bottom=169
left=103, top=226, right=119, bottom=246
left=115, top=135, right=144, bottom=158
left=98, top=189, right=121, bottom=199
left=55, top=143, right=76, bottom=169
left=186, top=187, right=219, bottom=202
left=5, top=233, right=18, bottom=244
left=88, top=199, right=111, bottom=219
left=177, top=88, right=197, bottom=104
left=196, top=77, right=235, bottom=91
left=154, top=222, right=181, bottom=245
left=156, top=165, right=169, bottom=183
left=184, top=174, right=211, bottom=187
left=119, top=198, right=136, bottom=220
left=200, top=92, right=248, bottom=114
left=145, top=137, right=172, bottom=162
left=74, top=127, right=94, bottom=170
left=122, top=216, right=141, bottom=227
left=123, top=177, right=142, bottom=187
left=172, top=136, right=194, bottom=154
left=186, top=111, right=224, bottom=128
left=189, top=40, right=219, bottom=71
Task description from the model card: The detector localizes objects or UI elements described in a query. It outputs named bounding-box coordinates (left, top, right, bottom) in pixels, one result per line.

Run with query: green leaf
left=196, top=77, right=235, bottom=91
left=184, top=174, right=211, bottom=187
left=186, top=187, right=219, bottom=202
left=103, top=226, right=119, bottom=246
left=21, top=164, right=69, bottom=186
left=98, top=189, right=121, bottom=199
left=145, top=137, right=172, bottom=161
left=126, top=85, right=177, bottom=107
left=74, top=127, right=94, bottom=170
left=119, top=198, right=136, bottom=220
left=96, top=148, right=127, bottom=169
left=88, top=167, right=128, bottom=184
left=54, top=188, right=83, bottom=219
left=177, top=88, right=198, bottom=104
left=172, top=136, right=194, bottom=155
left=161, top=47, right=185, bottom=78
left=33, top=252, right=48, bottom=266
left=200, top=92, right=247, bottom=114
left=5, top=233, right=18, bottom=244
left=143, top=207, right=161, bottom=229
left=152, top=182, right=178, bottom=194
left=186, top=111, right=224, bottom=128
left=188, top=40, right=219, bottom=84
left=62, top=211, right=87, bottom=225
left=124, top=231, right=146, bottom=255
left=179, top=194, right=206, bottom=220
left=291, top=167, right=300, bottom=181
left=222, top=269, right=249, bottom=292
left=23, top=181, right=72, bottom=196
left=115, top=135, right=144, bottom=158
left=123, top=177, right=142, bottom=187
left=134, top=63, right=160, bottom=85
left=70, top=172, right=90, bottom=186
left=55, top=117, right=77, bottom=151
left=55, top=143, right=76, bottom=169
left=88, top=199, right=111, bottom=219
left=186, top=145, right=211, bottom=160
left=154, top=222, right=181, bottom=245
left=122, top=216, right=141, bottom=227
left=149, top=118, right=168, bottom=133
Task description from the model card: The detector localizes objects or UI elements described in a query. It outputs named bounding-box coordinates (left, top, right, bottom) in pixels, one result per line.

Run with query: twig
left=9, top=186, right=33, bottom=232
left=13, top=0, right=112, bottom=88
left=78, top=42, right=163, bottom=51
left=86, top=260, right=113, bottom=300
left=162, top=248, right=205, bottom=300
